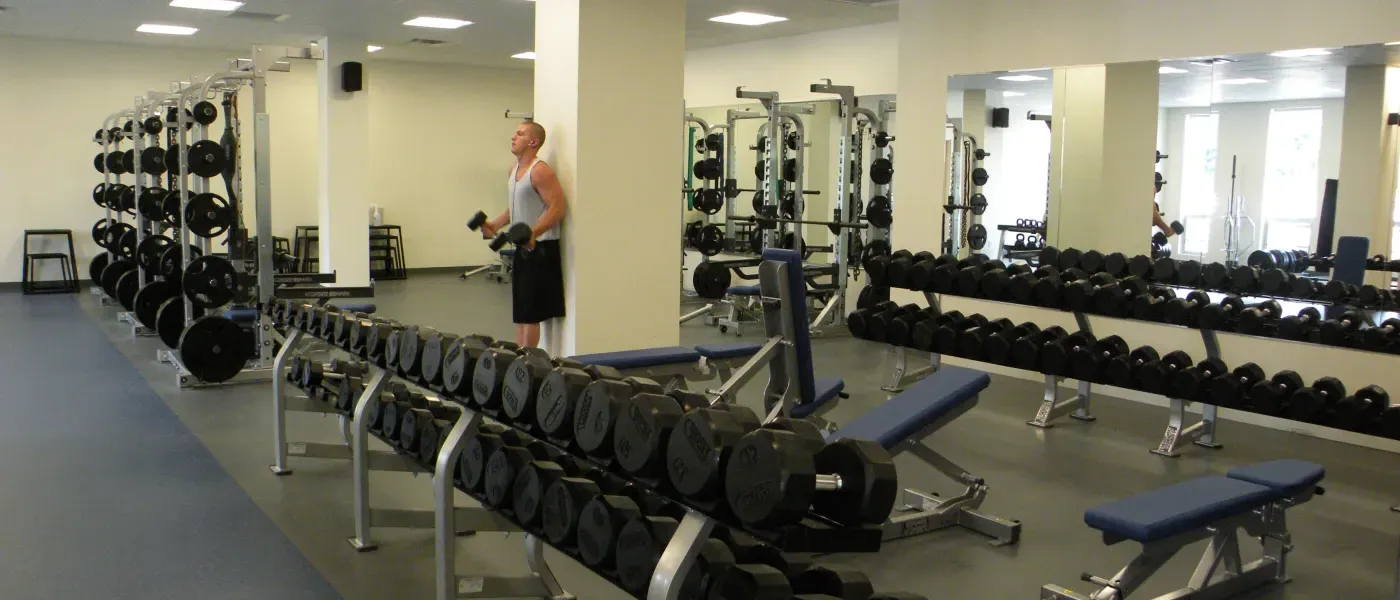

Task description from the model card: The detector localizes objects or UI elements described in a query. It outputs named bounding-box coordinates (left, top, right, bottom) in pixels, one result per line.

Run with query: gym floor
left=7, top=272, right=1400, bottom=599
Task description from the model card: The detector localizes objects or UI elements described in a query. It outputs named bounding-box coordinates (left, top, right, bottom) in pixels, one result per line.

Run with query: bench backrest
left=761, top=248, right=817, bottom=404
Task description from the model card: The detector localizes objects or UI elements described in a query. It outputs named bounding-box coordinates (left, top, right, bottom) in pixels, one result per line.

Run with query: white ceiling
left=0, top=0, right=897, bottom=70
left=949, top=44, right=1400, bottom=112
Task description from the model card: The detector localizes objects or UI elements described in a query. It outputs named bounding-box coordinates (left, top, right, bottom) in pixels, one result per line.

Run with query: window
left=1392, top=148, right=1400, bottom=259
left=1178, top=113, right=1219, bottom=255
left=1261, top=107, right=1324, bottom=251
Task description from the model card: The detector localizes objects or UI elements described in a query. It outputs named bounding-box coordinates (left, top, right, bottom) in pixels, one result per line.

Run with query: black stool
left=22, top=229, right=79, bottom=294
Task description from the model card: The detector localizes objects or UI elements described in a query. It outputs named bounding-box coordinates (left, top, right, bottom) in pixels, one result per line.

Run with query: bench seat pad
left=829, top=366, right=988, bottom=449
left=1085, top=476, right=1275, bottom=544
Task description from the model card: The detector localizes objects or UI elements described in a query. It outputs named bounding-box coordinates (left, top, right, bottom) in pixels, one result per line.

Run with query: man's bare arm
left=529, top=163, right=568, bottom=244
left=1153, top=211, right=1174, bottom=237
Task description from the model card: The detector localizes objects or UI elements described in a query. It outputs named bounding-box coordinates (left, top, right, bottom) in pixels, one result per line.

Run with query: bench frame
left=1042, top=486, right=1315, bottom=600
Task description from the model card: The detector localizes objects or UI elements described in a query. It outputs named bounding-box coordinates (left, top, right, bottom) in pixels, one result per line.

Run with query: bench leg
left=881, top=346, right=935, bottom=393
left=1152, top=398, right=1223, bottom=457
left=1028, top=376, right=1095, bottom=428
left=883, top=443, right=1021, bottom=547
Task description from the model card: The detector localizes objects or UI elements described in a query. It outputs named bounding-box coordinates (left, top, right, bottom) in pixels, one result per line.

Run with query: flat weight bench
left=228, top=303, right=377, bottom=324
left=1043, top=459, right=1325, bottom=600
left=829, top=365, right=1021, bottom=545
left=713, top=285, right=762, bottom=336
left=570, top=342, right=764, bottom=392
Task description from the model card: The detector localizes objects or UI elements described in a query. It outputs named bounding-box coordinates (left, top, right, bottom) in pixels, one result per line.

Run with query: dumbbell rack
left=883, top=293, right=1223, bottom=457
left=270, top=309, right=889, bottom=600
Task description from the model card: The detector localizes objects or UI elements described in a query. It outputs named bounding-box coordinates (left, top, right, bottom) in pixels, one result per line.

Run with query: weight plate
left=183, top=255, right=241, bottom=310
left=115, top=229, right=138, bottom=261
left=136, top=234, right=174, bottom=273
left=155, top=297, right=194, bottom=349
left=162, top=191, right=183, bottom=227
left=92, top=219, right=112, bottom=246
left=94, top=153, right=107, bottom=174
left=101, top=222, right=134, bottom=251
left=93, top=184, right=107, bottom=208
left=160, top=244, right=201, bottom=282
left=866, top=196, right=893, bottom=228
left=143, top=115, right=164, bottom=136
left=870, top=158, right=894, bottom=185
left=88, top=253, right=110, bottom=285
left=192, top=101, right=219, bottom=125
left=185, top=192, right=234, bottom=238
left=140, top=146, right=167, bottom=176
left=691, top=262, right=731, bottom=300
left=179, top=316, right=251, bottom=384
left=186, top=140, right=226, bottom=178
left=116, top=270, right=142, bottom=311
left=106, top=151, right=125, bottom=174
left=971, top=167, right=989, bottom=187
left=133, top=281, right=178, bottom=328
left=967, top=224, right=988, bottom=250
left=970, top=193, right=988, bottom=215
left=121, top=150, right=135, bottom=175
left=165, top=144, right=183, bottom=175
left=138, top=188, right=168, bottom=222
left=99, top=260, right=135, bottom=298
left=693, top=225, right=724, bottom=257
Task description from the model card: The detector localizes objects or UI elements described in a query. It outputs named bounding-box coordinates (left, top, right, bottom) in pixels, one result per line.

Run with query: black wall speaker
left=990, top=107, right=1010, bottom=128
left=341, top=61, right=363, bottom=92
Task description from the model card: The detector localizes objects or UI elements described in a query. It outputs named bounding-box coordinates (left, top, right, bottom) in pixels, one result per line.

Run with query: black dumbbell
left=909, top=311, right=968, bottom=352
left=611, top=391, right=713, bottom=481
left=471, top=345, right=536, bottom=410
left=1230, top=265, right=1262, bottom=294
left=867, top=304, right=924, bottom=344
left=1324, top=279, right=1357, bottom=302
left=1205, top=363, right=1266, bottom=409
left=1069, top=335, right=1129, bottom=383
left=502, top=351, right=585, bottom=428
left=541, top=474, right=610, bottom=550
left=1248, top=370, right=1306, bottom=417
left=1289, top=276, right=1322, bottom=299
left=457, top=425, right=526, bottom=494
left=1092, top=276, right=1153, bottom=317
left=576, top=493, right=643, bottom=570
left=442, top=338, right=519, bottom=397
left=534, top=364, right=625, bottom=442
left=708, top=564, right=792, bottom=600
left=1151, top=221, right=1185, bottom=246
left=1319, top=311, right=1366, bottom=346
left=908, top=254, right=959, bottom=292
left=665, top=405, right=763, bottom=503
left=1162, top=290, right=1212, bottom=326
left=1201, top=262, right=1232, bottom=290
left=1062, top=273, right=1117, bottom=312
left=512, top=455, right=602, bottom=532
left=1101, top=252, right=1130, bottom=278
left=483, top=439, right=563, bottom=509
left=1235, top=300, right=1287, bottom=336
left=1166, top=357, right=1229, bottom=401
left=724, top=427, right=897, bottom=528
left=864, top=249, right=912, bottom=286
left=399, top=401, right=463, bottom=459
left=982, top=322, right=1041, bottom=366
left=334, top=375, right=364, bottom=414
left=791, top=566, right=876, bottom=600
left=573, top=376, right=667, bottom=461
left=924, top=314, right=991, bottom=355
left=887, top=307, right=940, bottom=348
left=1330, top=385, right=1391, bottom=432
left=1363, top=318, right=1400, bottom=350
left=1078, top=250, right=1106, bottom=274
left=616, top=519, right=737, bottom=596
left=396, top=325, right=439, bottom=379
left=954, top=318, right=1015, bottom=359
left=1287, top=376, right=1348, bottom=424
left=488, top=222, right=533, bottom=252
left=847, top=301, right=899, bottom=339
left=953, top=259, right=1008, bottom=297
left=714, top=528, right=814, bottom=579
left=1039, top=332, right=1096, bottom=377
left=1199, top=297, right=1282, bottom=332
left=1032, top=268, right=1088, bottom=308
left=1006, top=265, right=1059, bottom=304
left=1135, top=350, right=1195, bottom=395
left=1258, top=268, right=1296, bottom=295
left=1127, top=254, right=1155, bottom=280
left=979, top=263, right=1033, bottom=300
left=380, top=387, right=434, bottom=446
left=886, top=251, right=936, bottom=289
left=1276, top=306, right=1322, bottom=341
left=1044, top=246, right=1083, bottom=271
left=1010, top=326, right=1067, bottom=372
left=417, top=330, right=461, bottom=387
left=1130, top=287, right=1177, bottom=322
left=1359, top=284, right=1394, bottom=308
left=1104, top=346, right=1161, bottom=389
left=1175, top=259, right=1204, bottom=287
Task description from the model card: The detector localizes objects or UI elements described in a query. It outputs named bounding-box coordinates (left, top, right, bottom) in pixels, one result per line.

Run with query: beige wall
left=2, top=35, right=532, bottom=283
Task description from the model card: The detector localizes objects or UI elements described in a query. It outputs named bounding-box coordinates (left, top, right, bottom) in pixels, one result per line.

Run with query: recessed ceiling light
left=1159, top=66, right=1188, bottom=74
left=709, top=12, right=787, bottom=26
left=1219, top=78, right=1267, bottom=85
left=169, top=0, right=243, bottom=11
left=404, top=16, right=473, bottom=29
left=137, top=24, right=199, bottom=35
left=1270, top=48, right=1333, bottom=58
left=997, top=75, right=1046, bottom=82
left=1387, top=41, right=1400, bottom=46
left=512, top=51, right=536, bottom=60
left=1003, top=91, right=1026, bottom=97
left=367, top=45, right=383, bottom=53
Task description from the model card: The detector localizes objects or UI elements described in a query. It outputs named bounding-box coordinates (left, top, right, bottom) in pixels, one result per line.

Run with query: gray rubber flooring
left=24, top=272, right=1400, bottom=599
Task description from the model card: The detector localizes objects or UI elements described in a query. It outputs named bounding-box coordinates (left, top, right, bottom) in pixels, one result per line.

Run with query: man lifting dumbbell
left=478, top=122, right=567, bottom=349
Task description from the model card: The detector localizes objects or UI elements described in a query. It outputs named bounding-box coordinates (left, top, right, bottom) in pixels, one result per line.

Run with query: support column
left=534, top=0, right=685, bottom=356
left=317, top=37, right=371, bottom=287
left=1338, top=65, right=1400, bottom=284
left=961, top=89, right=988, bottom=253
left=1048, top=62, right=1158, bottom=255
left=893, top=0, right=947, bottom=265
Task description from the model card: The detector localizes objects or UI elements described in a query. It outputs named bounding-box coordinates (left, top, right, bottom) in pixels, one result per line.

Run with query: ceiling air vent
left=225, top=11, right=290, bottom=23
left=410, top=38, right=449, bottom=46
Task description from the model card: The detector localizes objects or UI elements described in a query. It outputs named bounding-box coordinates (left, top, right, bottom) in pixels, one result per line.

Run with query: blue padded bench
left=727, top=285, right=760, bottom=296
left=1044, top=460, right=1325, bottom=600
left=823, top=364, right=1014, bottom=545
left=569, top=342, right=763, bottom=390
left=760, top=249, right=846, bottom=420
left=229, top=303, right=376, bottom=324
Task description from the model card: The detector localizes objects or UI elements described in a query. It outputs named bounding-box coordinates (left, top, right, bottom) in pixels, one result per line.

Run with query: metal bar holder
left=1151, top=329, right=1224, bottom=457
left=882, top=293, right=943, bottom=393
left=1028, top=312, right=1097, bottom=428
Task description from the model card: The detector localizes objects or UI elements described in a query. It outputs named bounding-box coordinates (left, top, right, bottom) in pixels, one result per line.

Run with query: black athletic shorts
left=511, top=240, right=566, bottom=324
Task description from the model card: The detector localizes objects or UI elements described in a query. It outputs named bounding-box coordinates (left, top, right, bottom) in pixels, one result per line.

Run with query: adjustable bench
left=713, top=285, right=762, bottom=336
left=1043, top=459, right=1325, bottom=600
left=228, top=303, right=377, bottom=324
left=570, top=343, right=764, bottom=391
left=829, top=365, right=1020, bottom=545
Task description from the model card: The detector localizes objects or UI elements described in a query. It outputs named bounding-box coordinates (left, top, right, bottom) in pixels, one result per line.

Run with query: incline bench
left=829, top=364, right=1020, bottom=545
left=1043, top=459, right=1325, bottom=600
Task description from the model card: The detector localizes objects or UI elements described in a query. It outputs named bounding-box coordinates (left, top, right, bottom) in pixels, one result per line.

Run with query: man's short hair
left=523, top=121, right=547, bottom=147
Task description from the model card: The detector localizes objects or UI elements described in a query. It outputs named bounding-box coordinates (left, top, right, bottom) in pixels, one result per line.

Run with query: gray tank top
left=509, top=159, right=559, bottom=241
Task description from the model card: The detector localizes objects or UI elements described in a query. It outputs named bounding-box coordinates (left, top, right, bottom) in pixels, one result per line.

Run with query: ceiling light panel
left=169, top=0, right=243, bottom=10
left=404, top=16, right=473, bottom=29
left=997, top=75, right=1046, bottom=82
left=1219, top=78, right=1267, bottom=85
left=512, top=51, right=536, bottom=60
left=1159, top=66, right=1188, bottom=74
left=709, top=12, right=787, bottom=26
left=367, top=45, right=382, bottom=52
left=1269, top=48, right=1333, bottom=58
left=137, top=24, right=199, bottom=35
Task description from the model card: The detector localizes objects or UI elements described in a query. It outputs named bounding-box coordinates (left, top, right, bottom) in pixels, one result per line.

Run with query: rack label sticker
left=457, top=578, right=484, bottom=593
left=288, top=442, right=307, bottom=455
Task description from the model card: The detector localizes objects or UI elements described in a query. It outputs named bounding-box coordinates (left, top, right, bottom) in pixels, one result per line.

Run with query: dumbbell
left=502, top=351, right=585, bottom=429
left=1091, top=276, right=1152, bottom=317
left=920, top=313, right=990, bottom=354
left=1006, top=265, right=1059, bottom=304
left=442, top=338, right=518, bottom=397
left=1062, top=272, right=1119, bottom=312
left=1247, top=371, right=1306, bottom=417
left=489, top=222, right=534, bottom=252
left=909, top=311, right=970, bottom=352
left=1230, top=265, right=1262, bottom=294
left=1166, top=358, right=1229, bottom=402
left=615, top=518, right=738, bottom=596
left=399, top=402, right=464, bottom=463
left=1330, top=385, right=1391, bottom=432
left=847, top=300, right=899, bottom=339
left=886, top=251, right=936, bottom=289
left=1078, top=250, right=1106, bottom=274
left=1277, top=306, right=1323, bottom=341
left=1069, top=335, right=1129, bottom=383
left=1362, top=318, right=1400, bottom=350
left=300, top=358, right=366, bottom=389
left=927, top=255, right=988, bottom=293
left=665, top=405, right=765, bottom=503
left=363, top=319, right=403, bottom=361
left=867, top=304, right=924, bottom=344
left=1324, top=279, right=1357, bottom=302
left=1258, top=268, right=1296, bottom=295
left=1199, top=297, right=1282, bottom=332
left=791, top=566, right=876, bottom=600
left=1134, top=350, right=1195, bottom=395
left=1201, top=262, right=1233, bottom=290
left=714, top=528, right=814, bottom=580
left=419, top=331, right=467, bottom=387
left=864, top=249, right=913, bottom=286
left=1032, top=268, right=1089, bottom=308
left=382, top=329, right=408, bottom=371
left=724, top=425, right=897, bottom=528
left=511, top=454, right=604, bottom=532
left=380, top=387, right=434, bottom=446
left=456, top=424, right=521, bottom=493
left=573, top=375, right=668, bottom=461
left=471, top=345, right=538, bottom=410
left=1101, top=252, right=1130, bottom=278
left=982, top=322, right=1041, bottom=366
left=954, top=318, right=1015, bottom=359
left=708, top=564, right=793, bottom=600
left=398, top=325, right=439, bottom=379
left=1130, top=288, right=1177, bottom=322
left=1039, top=332, right=1097, bottom=377
left=953, top=259, right=1008, bottom=297
left=1289, top=276, right=1323, bottom=299
left=979, top=263, right=1033, bottom=300
left=1010, top=326, right=1068, bottom=372
left=1174, top=259, right=1204, bottom=287
left=1318, top=311, right=1366, bottom=346
left=332, top=375, right=367, bottom=415
left=1151, top=221, right=1185, bottom=246
left=534, top=364, right=626, bottom=441
left=887, top=307, right=940, bottom=348
left=611, top=390, right=713, bottom=481
left=1040, top=246, right=1083, bottom=272
left=907, top=254, right=959, bottom=292
left=330, top=311, right=368, bottom=349
left=575, top=482, right=684, bottom=570
left=483, top=437, right=566, bottom=509
left=1127, top=254, right=1156, bottom=279
left=1205, top=363, right=1266, bottom=409
left=1287, top=376, right=1348, bottom=424
left=1104, top=346, right=1161, bottom=389
left=1162, top=290, right=1212, bottom=327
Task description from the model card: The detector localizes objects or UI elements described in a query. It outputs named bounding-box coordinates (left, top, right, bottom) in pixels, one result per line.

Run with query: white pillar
left=534, top=0, right=685, bottom=355
left=893, top=0, right=947, bottom=262
left=1337, top=66, right=1400, bottom=282
left=316, top=37, right=371, bottom=287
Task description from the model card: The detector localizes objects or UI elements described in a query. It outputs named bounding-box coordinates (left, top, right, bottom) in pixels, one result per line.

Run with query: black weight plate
left=121, top=150, right=135, bottom=175
left=692, top=262, right=731, bottom=300
left=134, top=281, right=179, bottom=328
left=94, top=153, right=107, bottom=174
left=866, top=195, right=892, bottom=228
left=138, top=188, right=167, bottom=221
left=693, top=225, right=724, bottom=257
left=185, top=192, right=234, bottom=238
left=102, top=222, right=134, bottom=251
left=967, top=224, right=988, bottom=250
left=162, top=191, right=183, bottom=226
left=186, top=140, right=226, bottom=178
left=89, top=253, right=110, bottom=285
left=104, top=184, right=125, bottom=209
left=161, top=244, right=201, bottom=282
left=100, top=260, right=135, bottom=298
left=183, top=255, right=241, bottom=310
left=179, top=316, right=252, bottom=384
left=106, top=151, right=125, bottom=174
left=116, top=270, right=141, bottom=311
left=165, top=144, right=183, bottom=175
left=192, top=101, right=218, bottom=125
left=119, top=185, right=138, bottom=214
left=143, top=115, right=163, bottom=136
left=92, top=219, right=112, bottom=246
left=140, top=146, right=167, bottom=176
left=971, top=167, right=989, bottom=186
left=155, top=297, right=201, bottom=349
left=870, top=158, right=894, bottom=185
left=969, top=193, right=988, bottom=215
left=116, top=229, right=138, bottom=261
left=136, top=234, right=173, bottom=272
left=93, top=183, right=108, bottom=207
